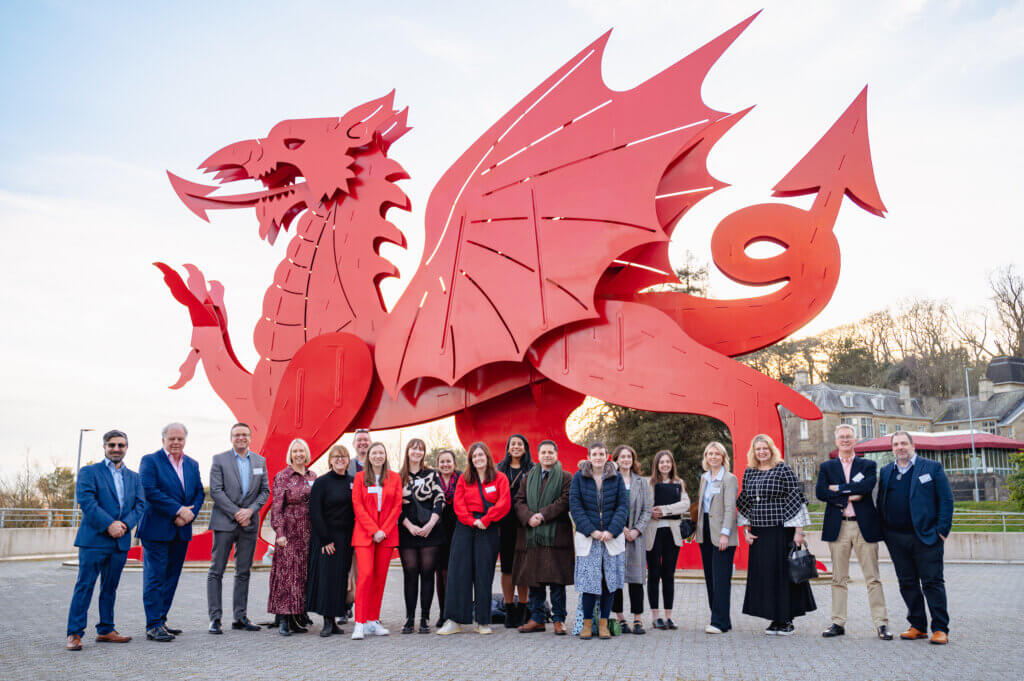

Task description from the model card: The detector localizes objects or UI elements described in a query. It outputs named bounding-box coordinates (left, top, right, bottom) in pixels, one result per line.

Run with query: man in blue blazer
left=877, top=431, right=954, bottom=645
left=137, top=422, right=205, bottom=642
left=65, top=429, right=146, bottom=651
left=815, top=424, right=891, bottom=640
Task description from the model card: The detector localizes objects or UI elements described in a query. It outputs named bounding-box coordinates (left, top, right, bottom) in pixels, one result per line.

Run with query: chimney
left=794, top=370, right=809, bottom=388
left=979, top=378, right=994, bottom=401
left=899, top=382, right=913, bottom=416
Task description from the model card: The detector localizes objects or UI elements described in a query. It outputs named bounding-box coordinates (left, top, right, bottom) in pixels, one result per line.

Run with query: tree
left=0, top=457, right=42, bottom=509
left=825, top=337, right=882, bottom=385
left=1007, top=452, right=1024, bottom=511
left=990, top=265, right=1024, bottom=358
left=37, top=466, right=76, bottom=508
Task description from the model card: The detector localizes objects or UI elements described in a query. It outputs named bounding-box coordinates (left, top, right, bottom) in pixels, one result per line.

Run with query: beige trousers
left=829, top=520, right=888, bottom=627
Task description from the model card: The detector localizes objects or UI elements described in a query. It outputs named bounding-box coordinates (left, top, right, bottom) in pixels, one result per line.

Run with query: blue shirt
left=895, top=454, right=917, bottom=476
left=105, top=458, right=125, bottom=509
left=235, top=451, right=252, bottom=496
left=701, top=467, right=726, bottom=514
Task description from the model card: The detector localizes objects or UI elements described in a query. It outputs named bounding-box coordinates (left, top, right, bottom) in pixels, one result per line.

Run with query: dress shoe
left=66, top=634, right=82, bottom=651
left=822, top=624, right=845, bottom=638
left=418, top=618, right=430, bottom=634
left=598, top=618, right=611, bottom=639
left=163, top=625, right=182, bottom=635
left=665, top=618, right=678, bottom=630
left=401, top=618, right=415, bottom=634
left=209, top=619, right=223, bottom=635
left=930, top=631, right=949, bottom=645
left=877, top=625, right=893, bottom=640
left=146, top=626, right=174, bottom=642
left=95, top=630, right=131, bottom=643
left=619, top=620, right=632, bottom=634
left=653, top=618, right=666, bottom=630
left=232, top=617, right=260, bottom=631
left=553, top=621, right=566, bottom=635
left=632, top=621, right=646, bottom=635
left=518, top=619, right=546, bottom=633
left=580, top=619, right=593, bottom=639
left=900, top=627, right=928, bottom=640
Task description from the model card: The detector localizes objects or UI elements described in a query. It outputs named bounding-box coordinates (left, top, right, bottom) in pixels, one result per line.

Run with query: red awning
left=827, top=432, right=1024, bottom=458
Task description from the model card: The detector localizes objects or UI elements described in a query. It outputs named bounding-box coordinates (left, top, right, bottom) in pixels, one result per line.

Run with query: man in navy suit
left=137, top=422, right=205, bottom=642
left=877, top=431, right=954, bottom=645
left=816, top=424, right=891, bottom=640
left=65, top=429, right=146, bottom=651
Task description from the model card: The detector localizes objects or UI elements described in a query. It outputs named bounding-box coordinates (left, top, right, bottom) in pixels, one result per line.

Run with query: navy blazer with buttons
left=137, top=449, right=205, bottom=542
left=877, top=456, right=954, bottom=546
left=815, top=455, right=882, bottom=543
left=74, top=460, right=146, bottom=552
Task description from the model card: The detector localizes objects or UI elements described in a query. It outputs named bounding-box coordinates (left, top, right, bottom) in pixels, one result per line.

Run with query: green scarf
left=525, top=463, right=563, bottom=547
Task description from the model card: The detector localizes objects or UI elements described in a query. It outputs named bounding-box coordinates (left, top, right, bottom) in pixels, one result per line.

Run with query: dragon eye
left=284, top=138, right=305, bottom=150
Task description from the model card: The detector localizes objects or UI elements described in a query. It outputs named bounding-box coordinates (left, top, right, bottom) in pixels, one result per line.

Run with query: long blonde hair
left=746, top=434, right=782, bottom=469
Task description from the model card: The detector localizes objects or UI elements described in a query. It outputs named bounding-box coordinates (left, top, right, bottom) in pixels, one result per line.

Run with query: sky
left=1, top=0, right=1022, bottom=477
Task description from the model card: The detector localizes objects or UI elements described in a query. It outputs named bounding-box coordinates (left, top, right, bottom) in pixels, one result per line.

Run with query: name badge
left=413, top=477, right=426, bottom=487
left=918, top=473, right=932, bottom=484
left=306, top=480, right=314, bottom=487
left=485, top=485, right=497, bottom=494
left=253, top=468, right=264, bottom=475
left=368, top=485, right=383, bottom=495
left=852, top=472, right=864, bottom=483
left=709, top=484, right=721, bottom=495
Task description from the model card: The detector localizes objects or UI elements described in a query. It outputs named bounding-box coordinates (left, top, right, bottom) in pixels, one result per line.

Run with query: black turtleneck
left=310, top=469, right=355, bottom=544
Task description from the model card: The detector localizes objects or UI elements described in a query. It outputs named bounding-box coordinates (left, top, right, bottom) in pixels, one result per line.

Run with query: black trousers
left=884, top=529, right=949, bottom=633
left=444, top=522, right=500, bottom=625
left=647, top=526, right=680, bottom=610
left=698, top=514, right=736, bottom=631
left=612, top=583, right=645, bottom=615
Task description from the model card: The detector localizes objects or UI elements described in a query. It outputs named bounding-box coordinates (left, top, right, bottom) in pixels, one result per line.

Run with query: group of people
left=64, top=421, right=955, bottom=651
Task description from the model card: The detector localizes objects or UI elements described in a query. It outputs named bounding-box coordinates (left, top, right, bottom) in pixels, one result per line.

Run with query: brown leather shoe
left=598, top=618, right=611, bottom=639
left=95, top=631, right=132, bottom=643
left=518, top=619, right=546, bottom=633
left=900, top=627, right=929, bottom=640
left=580, top=619, right=593, bottom=639
left=553, top=621, right=566, bottom=635
left=930, top=631, right=948, bottom=645
left=66, top=635, right=82, bottom=651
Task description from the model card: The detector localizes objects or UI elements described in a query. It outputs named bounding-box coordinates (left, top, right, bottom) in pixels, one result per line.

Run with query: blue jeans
left=142, top=538, right=189, bottom=630
left=528, top=583, right=567, bottom=623
left=66, top=546, right=128, bottom=636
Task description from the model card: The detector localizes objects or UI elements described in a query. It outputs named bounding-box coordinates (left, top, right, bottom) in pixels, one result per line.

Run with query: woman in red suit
left=351, top=442, right=402, bottom=640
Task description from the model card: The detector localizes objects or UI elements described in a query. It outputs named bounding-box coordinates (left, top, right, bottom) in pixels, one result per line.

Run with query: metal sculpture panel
left=151, top=13, right=884, bottom=562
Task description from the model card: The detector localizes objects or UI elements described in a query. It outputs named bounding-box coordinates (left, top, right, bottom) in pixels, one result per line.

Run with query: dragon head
left=168, top=91, right=410, bottom=243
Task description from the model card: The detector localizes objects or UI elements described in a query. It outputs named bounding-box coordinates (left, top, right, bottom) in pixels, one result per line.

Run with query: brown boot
left=66, top=635, right=82, bottom=651
left=95, top=631, right=132, bottom=643
left=580, top=619, right=593, bottom=639
left=598, top=618, right=611, bottom=639
left=518, top=619, right=546, bottom=633
left=553, top=621, right=566, bottom=635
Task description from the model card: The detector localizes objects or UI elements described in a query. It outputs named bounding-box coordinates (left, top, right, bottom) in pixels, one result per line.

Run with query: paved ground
left=1, top=560, right=1021, bottom=681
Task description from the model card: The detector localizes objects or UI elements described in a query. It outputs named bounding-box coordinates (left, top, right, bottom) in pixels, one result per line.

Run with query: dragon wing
left=375, top=15, right=758, bottom=397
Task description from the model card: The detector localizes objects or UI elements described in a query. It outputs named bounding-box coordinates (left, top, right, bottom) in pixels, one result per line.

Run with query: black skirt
left=741, top=525, right=816, bottom=622
left=305, top=531, right=353, bottom=618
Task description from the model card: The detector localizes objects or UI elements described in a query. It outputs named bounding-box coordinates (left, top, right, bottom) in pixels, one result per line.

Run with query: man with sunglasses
left=65, top=430, right=146, bottom=651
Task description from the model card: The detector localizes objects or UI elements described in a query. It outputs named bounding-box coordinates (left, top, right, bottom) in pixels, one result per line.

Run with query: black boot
left=320, top=616, right=333, bottom=637
left=279, top=618, right=291, bottom=637
left=419, top=617, right=431, bottom=634
left=401, top=617, right=415, bottom=634
left=515, top=602, right=528, bottom=627
left=504, top=603, right=517, bottom=628
left=288, top=615, right=308, bottom=633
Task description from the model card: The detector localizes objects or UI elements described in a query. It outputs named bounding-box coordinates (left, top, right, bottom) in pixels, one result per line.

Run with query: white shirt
left=701, top=468, right=729, bottom=536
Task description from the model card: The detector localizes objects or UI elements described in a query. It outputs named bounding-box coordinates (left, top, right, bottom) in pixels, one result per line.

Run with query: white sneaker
left=475, top=624, right=493, bottom=635
left=437, top=620, right=462, bottom=635
left=705, top=624, right=724, bottom=634
left=351, top=623, right=365, bottom=640
left=367, top=620, right=390, bottom=636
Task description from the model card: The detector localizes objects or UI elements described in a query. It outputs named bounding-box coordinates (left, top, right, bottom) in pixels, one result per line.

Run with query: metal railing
left=0, top=507, right=212, bottom=529
left=804, top=509, right=1024, bottom=533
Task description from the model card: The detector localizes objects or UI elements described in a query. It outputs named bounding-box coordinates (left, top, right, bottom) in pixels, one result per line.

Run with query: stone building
left=933, top=356, right=1024, bottom=441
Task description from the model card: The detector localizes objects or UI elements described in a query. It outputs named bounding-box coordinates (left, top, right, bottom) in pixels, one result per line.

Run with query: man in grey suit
left=207, top=423, right=271, bottom=634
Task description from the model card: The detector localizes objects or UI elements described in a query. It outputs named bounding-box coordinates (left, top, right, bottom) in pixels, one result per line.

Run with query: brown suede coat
left=510, top=469, right=574, bottom=586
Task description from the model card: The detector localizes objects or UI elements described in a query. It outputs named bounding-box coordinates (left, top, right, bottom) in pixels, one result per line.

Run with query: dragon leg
left=454, top=379, right=588, bottom=468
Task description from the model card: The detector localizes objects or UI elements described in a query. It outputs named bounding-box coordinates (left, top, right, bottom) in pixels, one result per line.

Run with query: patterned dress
left=268, top=467, right=316, bottom=615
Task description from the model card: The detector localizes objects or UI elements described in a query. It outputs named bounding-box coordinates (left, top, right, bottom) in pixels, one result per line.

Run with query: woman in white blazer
left=644, top=450, right=690, bottom=629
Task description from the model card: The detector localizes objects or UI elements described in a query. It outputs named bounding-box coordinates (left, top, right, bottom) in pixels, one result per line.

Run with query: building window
left=841, top=417, right=854, bottom=426
left=879, top=422, right=888, bottom=436
left=871, top=396, right=885, bottom=410
left=982, top=420, right=997, bottom=434
left=799, top=421, right=809, bottom=440
left=841, top=393, right=854, bottom=408
left=860, top=418, right=874, bottom=439
left=894, top=423, right=902, bottom=433
left=796, top=457, right=814, bottom=481
left=947, top=424, right=958, bottom=431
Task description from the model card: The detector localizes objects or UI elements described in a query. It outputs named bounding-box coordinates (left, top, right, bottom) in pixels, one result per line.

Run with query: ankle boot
left=320, top=616, right=333, bottom=637
left=401, top=617, right=415, bottom=634
left=580, top=619, right=593, bottom=639
left=504, top=604, right=517, bottom=628
left=279, top=618, right=291, bottom=636
left=598, top=618, right=611, bottom=639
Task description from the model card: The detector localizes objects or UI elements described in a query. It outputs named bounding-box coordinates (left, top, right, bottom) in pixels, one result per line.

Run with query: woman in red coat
left=436, top=442, right=511, bottom=635
left=351, top=442, right=402, bottom=640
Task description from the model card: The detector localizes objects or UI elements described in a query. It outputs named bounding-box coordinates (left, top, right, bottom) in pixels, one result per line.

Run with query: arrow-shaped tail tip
left=772, top=85, right=887, bottom=218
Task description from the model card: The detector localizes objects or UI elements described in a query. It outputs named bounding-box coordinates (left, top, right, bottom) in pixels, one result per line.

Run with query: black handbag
left=788, top=542, right=819, bottom=583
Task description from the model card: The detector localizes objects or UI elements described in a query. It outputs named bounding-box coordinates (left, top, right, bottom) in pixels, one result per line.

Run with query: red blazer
left=352, top=471, right=402, bottom=548
left=453, top=473, right=511, bottom=529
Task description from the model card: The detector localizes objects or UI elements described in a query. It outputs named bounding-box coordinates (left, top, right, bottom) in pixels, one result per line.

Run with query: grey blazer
left=208, top=450, right=271, bottom=532
left=622, top=474, right=653, bottom=583
left=694, top=471, right=739, bottom=547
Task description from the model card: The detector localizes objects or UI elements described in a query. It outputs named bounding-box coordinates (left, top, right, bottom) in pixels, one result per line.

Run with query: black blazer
left=815, top=456, right=882, bottom=543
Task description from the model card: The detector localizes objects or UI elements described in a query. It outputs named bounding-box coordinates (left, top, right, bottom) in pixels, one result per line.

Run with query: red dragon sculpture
left=148, top=13, right=885, bottom=562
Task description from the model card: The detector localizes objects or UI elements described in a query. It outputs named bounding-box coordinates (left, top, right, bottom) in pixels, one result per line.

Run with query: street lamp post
left=965, top=368, right=980, bottom=503
left=73, top=428, right=95, bottom=515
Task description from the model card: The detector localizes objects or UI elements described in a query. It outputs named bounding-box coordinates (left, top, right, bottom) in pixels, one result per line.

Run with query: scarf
left=524, top=463, right=563, bottom=547
left=439, top=471, right=459, bottom=504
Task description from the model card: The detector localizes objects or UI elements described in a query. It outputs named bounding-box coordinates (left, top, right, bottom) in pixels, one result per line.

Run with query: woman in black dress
left=496, top=434, right=533, bottom=627
left=434, top=449, right=460, bottom=627
left=737, top=434, right=816, bottom=635
left=305, top=444, right=355, bottom=637
left=398, top=438, right=446, bottom=634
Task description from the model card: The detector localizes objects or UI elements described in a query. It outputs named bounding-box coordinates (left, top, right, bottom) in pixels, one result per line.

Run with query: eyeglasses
left=105, top=443, right=127, bottom=448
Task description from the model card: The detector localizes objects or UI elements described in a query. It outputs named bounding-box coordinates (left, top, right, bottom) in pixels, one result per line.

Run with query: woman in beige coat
left=645, top=450, right=690, bottom=629
left=694, top=441, right=738, bottom=634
